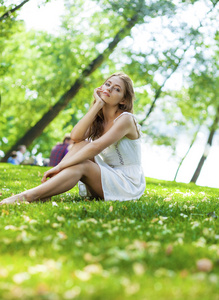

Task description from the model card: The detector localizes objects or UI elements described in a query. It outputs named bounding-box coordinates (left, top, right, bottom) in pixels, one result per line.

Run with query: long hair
left=87, top=72, right=135, bottom=140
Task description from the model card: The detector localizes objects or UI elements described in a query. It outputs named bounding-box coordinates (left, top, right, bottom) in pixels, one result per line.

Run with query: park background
left=1, top=0, right=219, bottom=188
left=0, top=2, right=219, bottom=300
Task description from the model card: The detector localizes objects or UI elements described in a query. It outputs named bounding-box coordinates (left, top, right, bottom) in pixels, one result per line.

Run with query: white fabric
left=15, top=151, right=24, bottom=164
left=79, top=112, right=146, bottom=201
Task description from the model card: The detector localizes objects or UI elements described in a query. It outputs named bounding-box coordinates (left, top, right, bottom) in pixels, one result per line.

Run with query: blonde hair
left=88, top=72, right=135, bottom=140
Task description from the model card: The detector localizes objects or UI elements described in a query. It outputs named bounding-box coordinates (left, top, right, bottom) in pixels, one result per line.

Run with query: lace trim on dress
left=115, top=142, right=124, bottom=165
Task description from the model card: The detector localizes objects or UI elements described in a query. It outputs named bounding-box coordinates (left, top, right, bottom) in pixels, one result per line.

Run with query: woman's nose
left=106, top=86, right=112, bottom=92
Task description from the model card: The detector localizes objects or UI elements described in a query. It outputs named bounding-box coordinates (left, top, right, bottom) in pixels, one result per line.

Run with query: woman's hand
left=93, top=87, right=105, bottom=108
left=41, top=165, right=61, bottom=183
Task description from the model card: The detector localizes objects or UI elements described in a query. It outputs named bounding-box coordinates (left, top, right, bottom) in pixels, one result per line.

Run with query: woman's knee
left=64, top=160, right=89, bottom=176
left=73, top=160, right=94, bottom=178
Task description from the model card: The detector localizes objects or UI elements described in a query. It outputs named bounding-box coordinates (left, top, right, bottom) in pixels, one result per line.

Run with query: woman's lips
left=103, top=92, right=110, bottom=97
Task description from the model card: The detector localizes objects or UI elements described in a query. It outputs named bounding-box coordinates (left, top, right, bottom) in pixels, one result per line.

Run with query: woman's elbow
left=70, top=133, right=77, bottom=142
left=71, top=135, right=86, bottom=143
left=70, top=131, right=80, bottom=143
left=70, top=129, right=88, bottom=143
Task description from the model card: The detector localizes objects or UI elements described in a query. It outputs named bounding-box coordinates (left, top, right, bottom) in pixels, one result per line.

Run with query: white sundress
left=78, top=112, right=146, bottom=201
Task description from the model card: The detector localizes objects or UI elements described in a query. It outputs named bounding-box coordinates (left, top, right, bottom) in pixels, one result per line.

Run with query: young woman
left=0, top=72, right=145, bottom=205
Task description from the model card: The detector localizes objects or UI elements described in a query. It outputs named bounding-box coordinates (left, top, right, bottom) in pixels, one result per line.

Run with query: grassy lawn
left=0, top=163, right=218, bottom=300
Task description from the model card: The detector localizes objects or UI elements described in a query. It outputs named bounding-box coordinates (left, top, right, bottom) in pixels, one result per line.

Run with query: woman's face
left=100, top=76, right=126, bottom=106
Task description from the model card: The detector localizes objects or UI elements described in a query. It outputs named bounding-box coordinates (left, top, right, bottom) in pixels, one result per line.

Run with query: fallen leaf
left=166, top=244, right=173, bottom=256
left=28, top=264, right=48, bottom=274
left=36, top=283, right=50, bottom=295
left=5, top=225, right=17, bottom=230
left=86, top=218, right=98, bottom=224
left=132, top=262, right=145, bottom=275
left=84, top=253, right=93, bottom=262
left=52, top=223, right=60, bottom=228
left=83, top=253, right=103, bottom=263
left=84, top=263, right=102, bottom=274
left=196, top=258, right=213, bottom=272
left=125, top=283, right=140, bottom=295
left=75, top=270, right=91, bottom=281
left=151, top=218, right=159, bottom=223
left=57, top=231, right=67, bottom=240
left=180, top=269, right=188, bottom=278
left=64, top=287, right=81, bottom=299
left=0, top=268, right=8, bottom=278
left=57, top=216, right=65, bottom=222
left=13, top=272, right=30, bottom=284
left=163, top=197, right=172, bottom=202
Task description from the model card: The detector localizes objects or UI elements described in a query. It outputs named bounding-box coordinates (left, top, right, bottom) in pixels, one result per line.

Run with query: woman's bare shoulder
left=114, top=113, right=139, bottom=139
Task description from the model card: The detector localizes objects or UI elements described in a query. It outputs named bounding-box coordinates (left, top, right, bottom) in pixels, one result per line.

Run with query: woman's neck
left=102, top=106, right=122, bottom=124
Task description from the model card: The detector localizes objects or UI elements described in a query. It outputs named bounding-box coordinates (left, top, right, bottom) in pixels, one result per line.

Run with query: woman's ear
left=119, top=97, right=126, bottom=105
left=119, top=99, right=128, bottom=110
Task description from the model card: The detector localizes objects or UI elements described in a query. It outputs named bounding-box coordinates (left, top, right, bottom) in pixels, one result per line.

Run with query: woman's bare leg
left=0, top=160, right=103, bottom=205
left=0, top=141, right=96, bottom=205
left=38, top=141, right=90, bottom=202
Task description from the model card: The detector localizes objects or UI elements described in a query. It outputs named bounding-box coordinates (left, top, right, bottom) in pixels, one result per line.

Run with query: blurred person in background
left=7, top=151, right=18, bottom=165
left=15, top=145, right=26, bottom=164
left=49, top=135, right=72, bottom=166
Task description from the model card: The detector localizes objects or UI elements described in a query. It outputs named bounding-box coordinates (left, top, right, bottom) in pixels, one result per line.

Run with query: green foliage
left=0, top=163, right=218, bottom=299
left=1, top=0, right=219, bottom=162
left=0, top=0, right=179, bottom=157
left=174, top=38, right=219, bottom=128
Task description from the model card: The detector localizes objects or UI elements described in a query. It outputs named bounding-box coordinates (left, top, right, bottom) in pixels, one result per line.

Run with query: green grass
left=0, top=163, right=218, bottom=300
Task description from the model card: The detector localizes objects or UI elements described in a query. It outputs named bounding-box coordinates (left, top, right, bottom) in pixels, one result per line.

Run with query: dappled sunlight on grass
left=0, top=163, right=218, bottom=299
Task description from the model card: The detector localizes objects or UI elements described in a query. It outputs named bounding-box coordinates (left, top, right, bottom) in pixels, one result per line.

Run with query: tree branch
left=1, top=14, right=139, bottom=162
left=190, top=105, right=219, bottom=184
left=139, top=3, right=218, bottom=126
left=0, top=0, right=30, bottom=21
left=173, top=124, right=201, bottom=181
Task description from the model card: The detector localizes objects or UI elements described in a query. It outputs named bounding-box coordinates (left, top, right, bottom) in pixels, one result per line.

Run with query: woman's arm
left=42, top=115, right=134, bottom=182
left=70, top=88, right=104, bottom=142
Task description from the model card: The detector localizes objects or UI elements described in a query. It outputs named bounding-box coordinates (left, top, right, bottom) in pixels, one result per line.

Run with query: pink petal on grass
left=196, top=258, right=213, bottom=272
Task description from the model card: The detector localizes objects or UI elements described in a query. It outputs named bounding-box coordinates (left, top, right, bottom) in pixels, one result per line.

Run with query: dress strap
left=113, top=112, right=141, bottom=138
left=113, top=112, right=134, bottom=122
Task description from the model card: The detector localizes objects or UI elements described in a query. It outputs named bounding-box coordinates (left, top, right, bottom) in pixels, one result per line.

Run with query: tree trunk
left=1, top=14, right=139, bottom=162
left=173, top=124, right=201, bottom=181
left=190, top=106, right=219, bottom=184
left=139, top=62, right=181, bottom=126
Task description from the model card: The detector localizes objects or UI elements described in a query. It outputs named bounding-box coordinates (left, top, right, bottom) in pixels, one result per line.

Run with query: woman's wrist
left=94, top=99, right=104, bottom=110
left=56, top=164, right=62, bottom=172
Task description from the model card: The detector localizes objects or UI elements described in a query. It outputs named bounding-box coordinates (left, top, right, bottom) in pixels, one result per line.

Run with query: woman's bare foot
left=0, top=192, right=28, bottom=205
left=0, top=193, right=52, bottom=205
